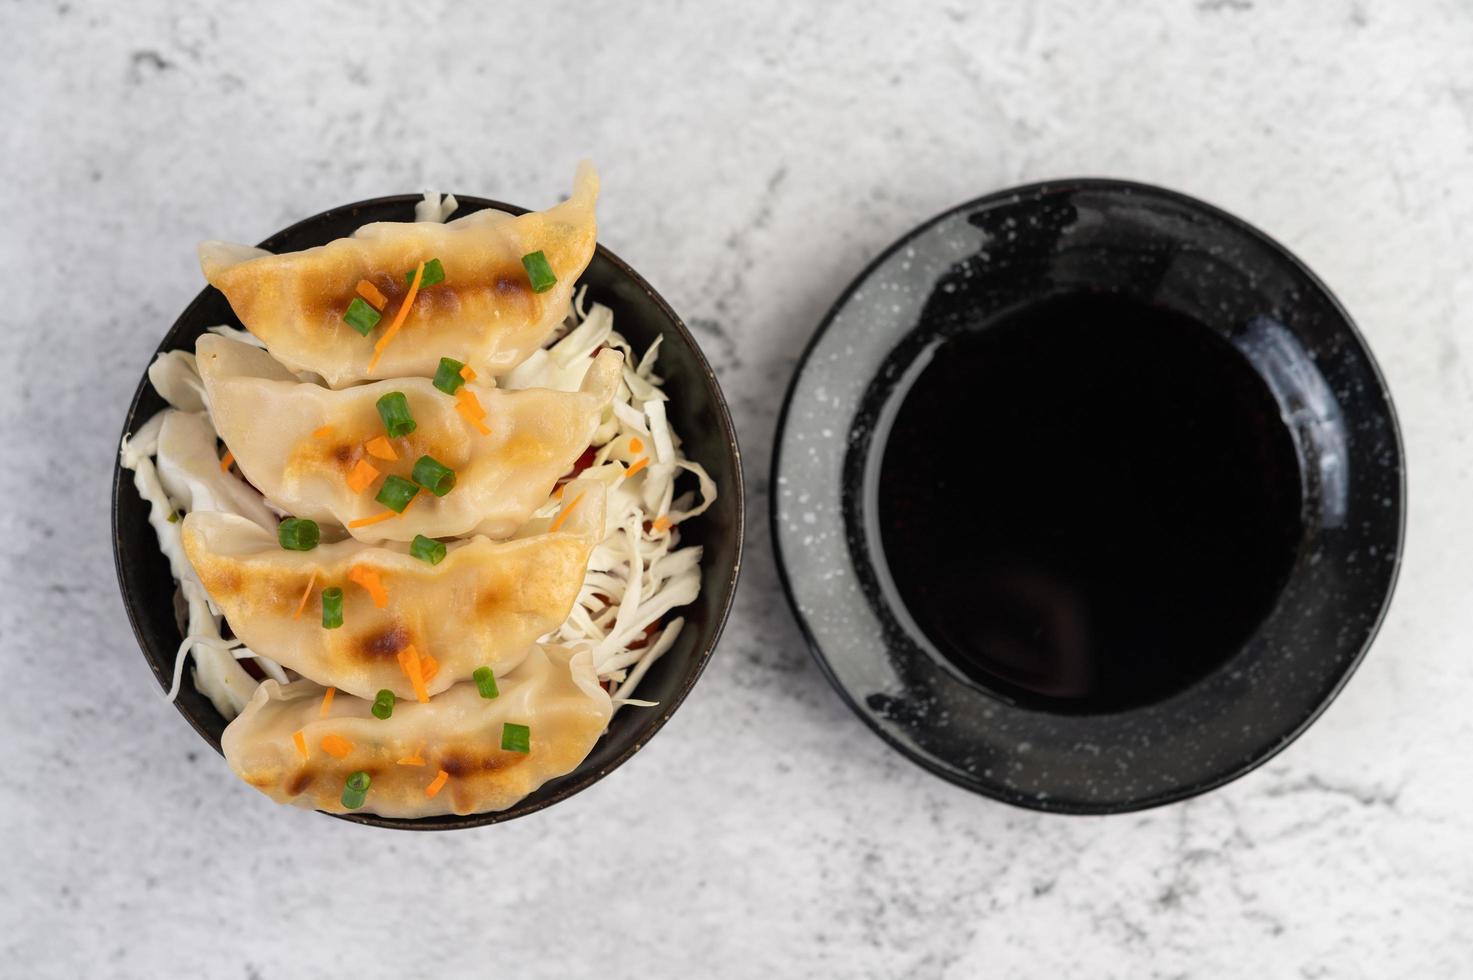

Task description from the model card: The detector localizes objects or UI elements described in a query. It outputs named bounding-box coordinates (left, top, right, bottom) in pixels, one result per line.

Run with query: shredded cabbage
left=414, top=191, right=460, bottom=223
left=490, top=286, right=715, bottom=712
left=118, top=287, right=714, bottom=720
left=120, top=395, right=280, bottom=720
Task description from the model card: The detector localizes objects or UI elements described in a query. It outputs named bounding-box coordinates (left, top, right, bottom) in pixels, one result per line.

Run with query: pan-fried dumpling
left=196, top=334, right=621, bottom=542
left=222, top=644, right=612, bottom=817
left=181, top=481, right=604, bottom=700
left=155, top=410, right=279, bottom=532
left=200, top=163, right=598, bottom=387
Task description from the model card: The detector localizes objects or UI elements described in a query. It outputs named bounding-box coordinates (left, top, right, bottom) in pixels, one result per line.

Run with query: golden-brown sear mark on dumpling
left=193, top=550, right=316, bottom=615
left=341, top=269, right=470, bottom=323
left=474, top=540, right=586, bottom=618
left=236, top=566, right=314, bottom=613
left=287, top=409, right=467, bottom=487
left=198, top=564, right=243, bottom=599
left=288, top=428, right=374, bottom=482
left=438, top=748, right=525, bottom=778
left=285, top=769, right=316, bottom=796
left=284, top=760, right=391, bottom=801
left=439, top=748, right=534, bottom=815
left=305, top=261, right=534, bottom=333
left=365, top=270, right=403, bottom=307
left=498, top=432, right=557, bottom=467
left=494, top=274, right=533, bottom=300
left=472, top=563, right=522, bottom=618
left=359, top=623, right=410, bottom=661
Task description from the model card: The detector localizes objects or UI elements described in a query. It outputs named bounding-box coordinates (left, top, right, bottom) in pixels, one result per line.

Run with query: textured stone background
left=3, top=1, right=1471, bottom=977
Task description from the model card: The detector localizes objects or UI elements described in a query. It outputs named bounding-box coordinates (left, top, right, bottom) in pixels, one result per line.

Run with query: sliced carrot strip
left=425, top=769, right=449, bottom=799
left=320, top=735, right=353, bottom=759
left=550, top=492, right=585, bottom=533
left=311, top=425, right=334, bottom=439
left=398, top=744, right=426, bottom=766
left=652, top=515, right=672, bottom=533
left=459, top=364, right=476, bottom=382
left=456, top=402, right=492, bottom=435
left=291, top=571, right=318, bottom=620
left=625, top=457, right=650, bottom=478
left=368, top=261, right=424, bottom=372
left=348, top=510, right=397, bottom=529
left=219, top=450, right=235, bottom=473
left=356, top=279, right=387, bottom=311
left=397, top=644, right=430, bottom=703
left=629, top=437, right=645, bottom=454
left=319, top=687, right=336, bottom=717
left=364, top=436, right=398, bottom=461
left=453, top=387, right=492, bottom=434
left=453, top=386, right=486, bottom=418
left=292, top=730, right=308, bottom=759
left=420, top=654, right=439, bottom=684
left=346, top=458, right=380, bottom=494
left=406, top=659, right=429, bottom=704
left=348, top=566, right=389, bottom=608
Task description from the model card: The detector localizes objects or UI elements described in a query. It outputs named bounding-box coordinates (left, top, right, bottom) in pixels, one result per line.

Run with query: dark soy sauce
left=874, top=293, right=1304, bottom=712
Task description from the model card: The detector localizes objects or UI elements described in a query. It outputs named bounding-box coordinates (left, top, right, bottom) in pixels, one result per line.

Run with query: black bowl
left=772, top=179, right=1404, bottom=814
left=112, top=195, right=744, bottom=829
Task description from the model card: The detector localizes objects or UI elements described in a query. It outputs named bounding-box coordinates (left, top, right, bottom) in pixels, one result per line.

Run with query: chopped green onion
left=321, top=587, right=344, bottom=629
left=411, top=455, right=456, bottom=497
left=521, top=250, right=556, bottom=293
left=474, top=666, right=499, bottom=700
left=166, top=511, right=180, bottom=524
left=375, top=391, right=416, bottom=438
left=341, top=770, right=371, bottom=809
left=405, top=257, right=445, bottom=288
left=501, top=722, right=530, bottom=753
left=433, top=356, right=466, bottom=395
left=410, top=534, right=446, bottom=565
left=277, top=517, right=320, bottom=551
left=375, top=475, right=418, bottom=513
left=343, top=297, right=382, bottom=336
left=371, top=689, right=395, bottom=720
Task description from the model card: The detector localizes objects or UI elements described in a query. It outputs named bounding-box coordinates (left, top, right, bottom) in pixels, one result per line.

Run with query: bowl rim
left=770, top=176, right=1406, bottom=815
left=111, top=193, right=745, bottom=830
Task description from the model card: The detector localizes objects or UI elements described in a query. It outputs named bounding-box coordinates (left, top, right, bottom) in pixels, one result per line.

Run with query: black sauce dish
left=772, top=179, right=1404, bottom=814
left=112, top=195, right=744, bottom=830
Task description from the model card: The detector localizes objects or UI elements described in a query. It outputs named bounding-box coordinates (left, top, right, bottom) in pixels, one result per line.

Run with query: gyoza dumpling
left=222, top=644, right=612, bottom=817
left=154, top=410, right=279, bottom=532
left=196, top=334, right=620, bottom=542
left=199, top=163, right=598, bottom=387
left=181, top=481, right=604, bottom=700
